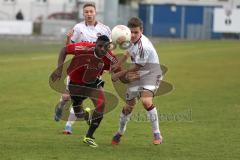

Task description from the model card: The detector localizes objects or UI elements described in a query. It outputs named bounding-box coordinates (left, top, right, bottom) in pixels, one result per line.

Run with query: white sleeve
left=71, top=25, right=80, bottom=43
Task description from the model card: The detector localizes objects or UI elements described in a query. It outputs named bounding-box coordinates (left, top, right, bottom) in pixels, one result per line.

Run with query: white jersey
left=126, top=34, right=162, bottom=100
left=128, top=34, right=160, bottom=66
left=71, top=21, right=111, bottom=43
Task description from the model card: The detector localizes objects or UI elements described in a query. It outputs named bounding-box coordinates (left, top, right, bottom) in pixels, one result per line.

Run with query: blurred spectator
left=16, top=10, right=24, bottom=20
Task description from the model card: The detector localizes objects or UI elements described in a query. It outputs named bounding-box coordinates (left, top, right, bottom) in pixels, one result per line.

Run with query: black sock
left=86, top=111, right=103, bottom=138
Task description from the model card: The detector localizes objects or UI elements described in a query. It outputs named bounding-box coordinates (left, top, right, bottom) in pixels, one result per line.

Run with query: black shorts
left=68, top=79, right=105, bottom=106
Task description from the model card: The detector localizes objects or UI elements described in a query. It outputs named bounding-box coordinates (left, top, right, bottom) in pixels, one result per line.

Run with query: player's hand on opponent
left=62, top=93, right=70, bottom=101
left=112, top=70, right=140, bottom=83
left=51, top=68, right=62, bottom=82
left=125, top=71, right=140, bottom=82
left=111, top=69, right=127, bottom=82
left=111, top=62, right=121, bottom=72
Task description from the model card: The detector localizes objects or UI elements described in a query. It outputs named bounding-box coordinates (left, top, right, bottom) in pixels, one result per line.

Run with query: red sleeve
left=65, top=43, right=76, bottom=55
left=110, top=51, right=123, bottom=73
left=103, top=51, right=122, bottom=72
left=108, top=51, right=118, bottom=64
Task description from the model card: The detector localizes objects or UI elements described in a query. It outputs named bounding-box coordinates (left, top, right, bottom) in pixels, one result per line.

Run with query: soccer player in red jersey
left=54, top=2, right=112, bottom=135
left=52, top=35, right=118, bottom=147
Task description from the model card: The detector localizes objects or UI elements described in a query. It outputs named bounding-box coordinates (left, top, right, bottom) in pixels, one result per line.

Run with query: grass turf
left=0, top=39, right=240, bottom=160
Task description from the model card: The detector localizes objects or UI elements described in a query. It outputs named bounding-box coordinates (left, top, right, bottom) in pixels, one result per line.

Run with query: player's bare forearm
left=54, top=47, right=67, bottom=78
left=126, top=63, right=142, bottom=73
left=111, top=52, right=129, bottom=72
left=119, top=52, right=129, bottom=64
left=111, top=70, right=140, bottom=83
left=111, top=70, right=127, bottom=82
left=65, top=29, right=74, bottom=45
left=57, top=47, right=67, bottom=68
left=111, top=63, right=141, bottom=82
left=51, top=47, right=67, bottom=82
left=65, top=37, right=71, bottom=45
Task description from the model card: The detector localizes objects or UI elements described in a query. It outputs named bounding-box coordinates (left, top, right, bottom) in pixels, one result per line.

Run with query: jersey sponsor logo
left=98, top=62, right=104, bottom=69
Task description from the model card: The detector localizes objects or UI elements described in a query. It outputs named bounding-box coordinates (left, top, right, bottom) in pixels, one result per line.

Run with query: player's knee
left=141, top=100, right=152, bottom=109
left=126, top=99, right=136, bottom=106
left=73, top=105, right=84, bottom=118
left=62, top=93, right=70, bottom=101
left=122, top=105, right=134, bottom=115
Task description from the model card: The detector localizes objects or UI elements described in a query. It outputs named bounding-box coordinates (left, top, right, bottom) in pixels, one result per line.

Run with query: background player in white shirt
left=111, top=17, right=163, bottom=145
left=54, top=2, right=111, bottom=135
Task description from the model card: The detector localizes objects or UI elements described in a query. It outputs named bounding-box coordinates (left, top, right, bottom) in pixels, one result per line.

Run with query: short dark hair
left=97, top=35, right=110, bottom=43
left=83, top=2, right=96, bottom=9
left=127, top=17, right=143, bottom=29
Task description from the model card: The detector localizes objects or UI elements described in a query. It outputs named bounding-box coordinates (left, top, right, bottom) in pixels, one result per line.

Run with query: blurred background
left=0, top=0, right=240, bottom=40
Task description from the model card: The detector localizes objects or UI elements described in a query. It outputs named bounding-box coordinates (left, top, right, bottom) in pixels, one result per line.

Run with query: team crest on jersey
left=98, top=62, right=104, bottom=69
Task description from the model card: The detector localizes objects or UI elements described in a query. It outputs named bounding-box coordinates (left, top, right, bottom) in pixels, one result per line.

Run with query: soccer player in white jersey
left=66, top=4, right=111, bottom=44
left=111, top=17, right=163, bottom=145
left=54, top=2, right=111, bottom=135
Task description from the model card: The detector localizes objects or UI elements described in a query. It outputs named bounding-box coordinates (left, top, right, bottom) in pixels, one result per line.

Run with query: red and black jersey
left=66, top=42, right=118, bottom=84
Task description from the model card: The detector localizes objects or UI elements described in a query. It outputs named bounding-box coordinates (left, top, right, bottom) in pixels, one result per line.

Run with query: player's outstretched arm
left=111, top=70, right=128, bottom=82
left=111, top=51, right=129, bottom=72
left=111, top=70, right=140, bottom=83
left=111, top=63, right=140, bottom=83
left=51, top=47, right=67, bottom=82
left=57, top=47, right=67, bottom=68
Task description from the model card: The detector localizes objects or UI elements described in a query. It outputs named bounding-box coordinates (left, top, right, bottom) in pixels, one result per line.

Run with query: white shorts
left=126, top=74, right=163, bottom=100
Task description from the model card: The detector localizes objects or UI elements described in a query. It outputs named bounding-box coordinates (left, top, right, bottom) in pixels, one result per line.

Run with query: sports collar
left=94, top=51, right=102, bottom=59
left=85, top=21, right=98, bottom=27
left=134, top=35, right=142, bottom=45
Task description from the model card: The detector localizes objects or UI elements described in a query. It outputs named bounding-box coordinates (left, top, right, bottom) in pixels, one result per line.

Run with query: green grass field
left=0, top=39, right=240, bottom=160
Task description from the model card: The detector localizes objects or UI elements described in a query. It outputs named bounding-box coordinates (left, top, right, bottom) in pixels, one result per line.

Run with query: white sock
left=118, top=112, right=132, bottom=135
left=66, top=108, right=76, bottom=126
left=147, top=107, right=160, bottom=134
